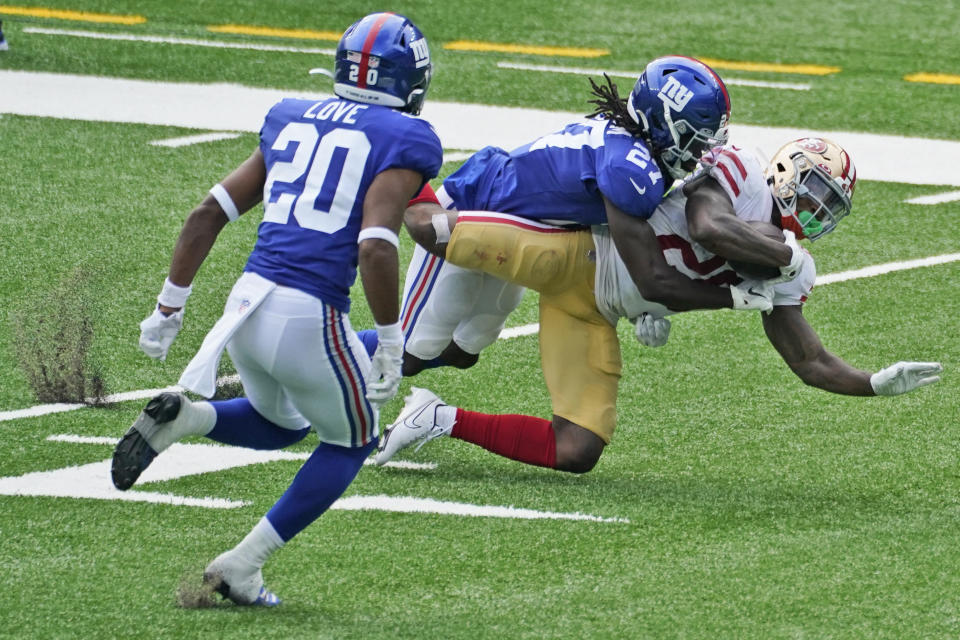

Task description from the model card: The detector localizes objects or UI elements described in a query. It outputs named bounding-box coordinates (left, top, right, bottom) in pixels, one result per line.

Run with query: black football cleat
left=111, top=392, right=183, bottom=490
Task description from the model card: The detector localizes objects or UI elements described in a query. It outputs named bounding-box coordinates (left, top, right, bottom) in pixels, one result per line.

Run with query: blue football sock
left=207, top=398, right=311, bottom=450
left=265, top=439, right=377, bottom=542
left=356, top=329, right=379, bottom=357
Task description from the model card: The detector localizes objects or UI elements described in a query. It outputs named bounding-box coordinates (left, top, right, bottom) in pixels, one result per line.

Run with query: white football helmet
left=765, top=137, right=856, bottom=241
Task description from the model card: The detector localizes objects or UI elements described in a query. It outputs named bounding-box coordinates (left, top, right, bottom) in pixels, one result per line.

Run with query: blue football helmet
left=627, top=56, right=731, bottom=179
left=333, top=13, right=432, bottom=115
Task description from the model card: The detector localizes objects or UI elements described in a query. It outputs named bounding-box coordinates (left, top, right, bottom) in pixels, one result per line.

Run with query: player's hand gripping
left=771, top=230, right=804, bottom=284
left=729, top=280, right=774, bottom=312
left=634, top=313, right=671, bottom=348
left=139, top=307, right=184, bottom=361
left=870, top=361, right=943, bottom=396
left=366, top=322, right=404, bottom=406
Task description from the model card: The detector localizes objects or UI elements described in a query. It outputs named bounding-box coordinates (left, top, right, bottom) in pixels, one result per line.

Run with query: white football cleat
left=203, top=550, right=280, bottom=607
left=375, top=387, right=450, bottom=465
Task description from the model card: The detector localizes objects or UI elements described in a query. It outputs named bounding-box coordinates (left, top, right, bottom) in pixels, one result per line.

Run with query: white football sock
left=230, top=517, right=285, bottom=569
left=150, top=398, right=216, bottom=451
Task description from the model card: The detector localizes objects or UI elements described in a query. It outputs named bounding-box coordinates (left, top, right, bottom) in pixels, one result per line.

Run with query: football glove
left=770, top=230, right=804, bottom=284
left=139, top=306, right=184, bottom=361
left=365, top=323, right=404, bottom=406
left=730, top=280, right=774, bottom=312
left=634, top=313, right=671, bottom=348
left=870, top=361, right=942, bottom=396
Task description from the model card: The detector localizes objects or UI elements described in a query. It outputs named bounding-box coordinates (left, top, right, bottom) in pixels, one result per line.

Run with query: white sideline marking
left=150, top=132, right=242, bottom=147
left=500, top=324, right=541, bottom=339
left=1, top=252, right=957, bottom=423
left=496, top=61, right=813, bottom=91
left=5, top=436, right=622, bottom=521
left=815, top=252, right=960, bottom=285
left=331, top=495, right=630, bottom=523
left=443, top=151, right=475, bottom=163
left=22, top=27, right=337, bottom=55
left=904, top=190, right=960, bottom=205
left=3, top=71, right=960, bottom=186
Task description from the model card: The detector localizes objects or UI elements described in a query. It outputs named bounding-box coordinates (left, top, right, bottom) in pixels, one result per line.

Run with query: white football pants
left=226, top=285, right=377, bottom=448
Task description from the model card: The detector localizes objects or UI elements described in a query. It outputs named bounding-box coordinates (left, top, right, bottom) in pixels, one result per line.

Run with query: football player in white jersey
left=375, top=137, right=942, bottom=473
left=356, top=57, right=802, bottom=377
left=110, top=13, right=442, bottom=605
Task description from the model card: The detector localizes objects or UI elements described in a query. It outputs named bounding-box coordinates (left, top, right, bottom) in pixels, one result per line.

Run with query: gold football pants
left=446, top=214, right=621, bottom=442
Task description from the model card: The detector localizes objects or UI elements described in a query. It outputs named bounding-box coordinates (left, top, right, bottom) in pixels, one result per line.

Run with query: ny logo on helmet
left=658, top=75, right=694, bottom=112
left=410, top=37, right=430, bottom=68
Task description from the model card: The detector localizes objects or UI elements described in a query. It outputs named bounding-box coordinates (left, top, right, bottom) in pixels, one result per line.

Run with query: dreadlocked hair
left=586, top=73, right=647, bottom=139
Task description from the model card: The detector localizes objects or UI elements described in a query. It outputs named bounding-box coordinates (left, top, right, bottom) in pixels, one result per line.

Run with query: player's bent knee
left=552, top=417, right=605, bottom=473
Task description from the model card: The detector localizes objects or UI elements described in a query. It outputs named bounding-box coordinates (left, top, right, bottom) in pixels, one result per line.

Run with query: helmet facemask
left=773, top=152, right=852, bottom=241
left=659, top=111, right=729, bottom=179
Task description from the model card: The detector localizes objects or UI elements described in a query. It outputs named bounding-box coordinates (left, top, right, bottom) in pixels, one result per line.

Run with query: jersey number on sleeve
left=262, top=122, right=371, bottom=233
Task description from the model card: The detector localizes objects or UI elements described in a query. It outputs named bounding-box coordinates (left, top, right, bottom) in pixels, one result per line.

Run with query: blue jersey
left=442, top=118, right=667, bottom=225
left=245, top=97, right=442, bottom=311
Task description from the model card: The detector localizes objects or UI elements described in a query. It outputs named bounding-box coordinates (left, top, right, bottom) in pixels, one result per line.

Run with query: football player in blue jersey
left=110, top=12, right=442, bottom=606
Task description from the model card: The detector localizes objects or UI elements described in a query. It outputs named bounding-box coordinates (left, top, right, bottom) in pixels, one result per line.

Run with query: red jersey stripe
left=720, top=149, right=747, bottom=179
left=401, top=253, right=439, bottom=330
left=458, top=213, right=572, bottom=233
left=715, top=161, right=740, bottom=197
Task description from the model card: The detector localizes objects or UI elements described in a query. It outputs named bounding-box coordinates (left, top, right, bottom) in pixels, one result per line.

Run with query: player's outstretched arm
left=360, top=168, right=425, bottom=406
left=139, top=148, right=266, bottom=360
left=604, top=197, right=768, bottom=312
left=761, top=305, right=942, bottom=396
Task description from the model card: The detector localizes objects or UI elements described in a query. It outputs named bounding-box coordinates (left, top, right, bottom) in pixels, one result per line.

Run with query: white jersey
left=593, top=145, right=817, bottom=326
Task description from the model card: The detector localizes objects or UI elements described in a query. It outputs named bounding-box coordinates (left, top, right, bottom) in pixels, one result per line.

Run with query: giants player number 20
left=262, top=122, right=370, bottom=233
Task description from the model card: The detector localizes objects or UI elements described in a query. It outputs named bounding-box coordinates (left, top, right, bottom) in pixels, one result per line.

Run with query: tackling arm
left=684, top=177, right=793, bottom=267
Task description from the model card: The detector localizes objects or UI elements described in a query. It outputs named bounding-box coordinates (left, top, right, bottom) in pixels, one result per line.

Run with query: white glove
left=729, top=280, right=774, bottom=312
left=139, top=307, right=184, bottom=361
left=770, top=230, right=804, bottom=284
left=870, top=361, right=942, bottom=396
left=634, top=313, right=671, bottom=348
left=365, top=323, right=404, bottom=406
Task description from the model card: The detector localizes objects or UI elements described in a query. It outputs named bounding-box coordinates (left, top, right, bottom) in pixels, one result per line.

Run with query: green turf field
left=1, top=2, right=958, bottom=638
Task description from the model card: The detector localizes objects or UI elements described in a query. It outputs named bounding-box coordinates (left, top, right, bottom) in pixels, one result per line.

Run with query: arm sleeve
left=596, top=137, right=665, bottom=219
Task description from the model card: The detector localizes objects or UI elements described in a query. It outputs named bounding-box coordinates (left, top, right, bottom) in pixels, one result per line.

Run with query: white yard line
left=496, top=61, right=812, bottom=91
left=904, top=190, right=960, bottom=205
left=149, top=132, right=242, bottom=147
left=3, top=436, right=620, bottom=519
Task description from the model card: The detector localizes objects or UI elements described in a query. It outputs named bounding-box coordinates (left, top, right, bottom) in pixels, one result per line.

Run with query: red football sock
left=451, top=409, right=557, bottom=468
